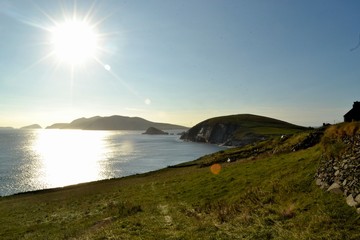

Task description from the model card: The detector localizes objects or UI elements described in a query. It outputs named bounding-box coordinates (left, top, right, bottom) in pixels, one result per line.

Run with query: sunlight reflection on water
left=32, top=130, right=111, bottom=187
left=0, top=129, right=224, bottom=196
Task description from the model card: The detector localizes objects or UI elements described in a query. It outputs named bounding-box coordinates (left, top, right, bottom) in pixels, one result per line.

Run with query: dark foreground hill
left=0, top=123, right=359, bottom=239
left=181, top=114, right=307, bottom=146
left=46, top=115, right=187, bottom=131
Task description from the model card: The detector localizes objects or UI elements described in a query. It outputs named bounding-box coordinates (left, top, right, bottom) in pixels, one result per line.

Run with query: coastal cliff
left=180, top=114, right=306, bottom=146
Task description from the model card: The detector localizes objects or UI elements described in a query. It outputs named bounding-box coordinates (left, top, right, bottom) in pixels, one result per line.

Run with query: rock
left=292, top=131, right=323, bottom=151
left=316, top=132, right=360, bottom=213
left=355, top=194, right=360, bottom=203
left=343, top=179, right=347, bottom=186
left=327, top=183, right=343, bottom=195
left=346, top=194, right=358, bottom=207
left=357, top=208, right=360, bottom=214
left=316, top=178, right=323, bottom=186
left=142, top=127, right=168, bottom=135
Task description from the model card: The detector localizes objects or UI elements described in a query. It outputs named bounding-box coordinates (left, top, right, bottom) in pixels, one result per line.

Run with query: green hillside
left=0, top=126, right=359, bottom=239
left=208, top=114, right=306, bottom=135
left=181, top=114, right=307, bottom=146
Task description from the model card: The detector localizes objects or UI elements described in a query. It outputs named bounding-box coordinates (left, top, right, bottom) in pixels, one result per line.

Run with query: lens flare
left=104, top=64, right=111, bottom=71
left=145, top=98, right=151, bottom=105
left=210, top=163, right=222, bottom=175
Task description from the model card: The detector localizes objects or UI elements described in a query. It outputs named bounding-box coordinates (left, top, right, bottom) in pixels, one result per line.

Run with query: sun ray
left=93, top=56, right=140, bottom=98
left=9, top=0, right=148, bottom=107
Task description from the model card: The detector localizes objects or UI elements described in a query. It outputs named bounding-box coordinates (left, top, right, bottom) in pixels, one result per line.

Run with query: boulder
left=315, top=178, right=323, bottom=186
left=355, top=194, right=360, bottom=203
left=327, top=183, right=343, bottom=195
left=346, top=194, right=358, bottom=207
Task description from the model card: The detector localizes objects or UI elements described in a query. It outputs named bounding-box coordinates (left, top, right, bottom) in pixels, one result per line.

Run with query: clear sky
left=1, top=0, right=360, bottom=128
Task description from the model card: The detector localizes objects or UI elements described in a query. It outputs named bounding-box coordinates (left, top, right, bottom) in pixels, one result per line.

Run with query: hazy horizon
left=1, top=0, right=360, bottom=128
left=0, top=112, right=312, bottom=129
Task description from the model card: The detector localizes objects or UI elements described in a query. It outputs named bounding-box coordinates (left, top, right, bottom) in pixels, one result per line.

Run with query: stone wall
left=315, top=134, right=360, bottom=213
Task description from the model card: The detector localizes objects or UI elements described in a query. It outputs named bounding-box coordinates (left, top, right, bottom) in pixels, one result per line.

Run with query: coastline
left=0, top=135, right=359, bottom=239
left=0, top=129, right=223, bottom=196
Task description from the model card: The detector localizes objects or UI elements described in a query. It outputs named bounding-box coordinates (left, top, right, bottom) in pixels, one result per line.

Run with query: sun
left=50, top=20, right=98, bottom=65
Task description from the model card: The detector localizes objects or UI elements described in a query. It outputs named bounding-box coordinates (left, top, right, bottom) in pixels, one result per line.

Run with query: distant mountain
left=46, top=115, right=188, bottom=131
left=180, top=114, right=307, bottom=146
left=21, top=124, right=42, bottom=129
left=0, top=127, right=14, bottom=130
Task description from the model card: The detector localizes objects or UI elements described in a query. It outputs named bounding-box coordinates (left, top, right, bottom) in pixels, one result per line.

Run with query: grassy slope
left=186, top=114, right=306, bottom=141
left=0, top=132, right=359, bottom=239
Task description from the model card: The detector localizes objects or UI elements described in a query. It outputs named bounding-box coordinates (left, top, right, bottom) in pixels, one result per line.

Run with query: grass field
left=0, top=128, right=359, bottom=239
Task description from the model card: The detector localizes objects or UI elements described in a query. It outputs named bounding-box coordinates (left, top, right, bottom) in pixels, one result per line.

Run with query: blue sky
left=1, top=0, right=360, bottom=128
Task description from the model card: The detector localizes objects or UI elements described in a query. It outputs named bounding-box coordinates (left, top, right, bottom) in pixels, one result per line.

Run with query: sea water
left=0, top=129, right=224, bottom=196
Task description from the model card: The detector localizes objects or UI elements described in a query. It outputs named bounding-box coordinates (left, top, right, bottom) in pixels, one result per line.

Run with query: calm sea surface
left=0, top=129, right=223, bottom=196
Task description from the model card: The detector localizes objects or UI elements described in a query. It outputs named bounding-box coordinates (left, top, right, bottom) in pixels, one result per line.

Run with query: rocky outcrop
left=315, top=134, right=360, bottom=213
left=142, top=127, right=168, bottom=135
left=291, top=129, right=324, bottom=151
left=181, top=123, right=241, bottom=145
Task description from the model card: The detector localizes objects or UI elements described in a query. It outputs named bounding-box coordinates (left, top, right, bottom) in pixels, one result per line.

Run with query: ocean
left=0, top=129, right=224, bottom=196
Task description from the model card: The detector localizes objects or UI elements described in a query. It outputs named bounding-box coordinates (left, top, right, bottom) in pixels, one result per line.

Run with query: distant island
left=20, top=124, right=42, bottom=129
left=46, top=115, right=187, bottom=131
left=0, top=127, right=14, bottom=130
left=142, top=127, right=169, bottom=135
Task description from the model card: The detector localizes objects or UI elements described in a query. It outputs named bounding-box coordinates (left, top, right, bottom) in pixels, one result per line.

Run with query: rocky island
left=142, top=127, right=169, bottom=135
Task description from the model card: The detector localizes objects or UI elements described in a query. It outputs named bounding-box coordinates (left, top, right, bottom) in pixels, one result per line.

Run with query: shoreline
left=0, top=159, right=199, bottom=198
left=0, top=130, right=224, bottom=197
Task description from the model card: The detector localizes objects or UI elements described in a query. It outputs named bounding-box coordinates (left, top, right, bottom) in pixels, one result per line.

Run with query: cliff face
left=181, top=123, right=234, bottom=143
left=180, top=123, right=260, bottom=146
left=180, top=114, right=305, bottom=146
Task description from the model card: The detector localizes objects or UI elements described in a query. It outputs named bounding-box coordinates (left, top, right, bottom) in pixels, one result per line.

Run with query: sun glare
left=33, top=130, right=108, bottom=187
left=50, top=20, right=98, bottom=65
